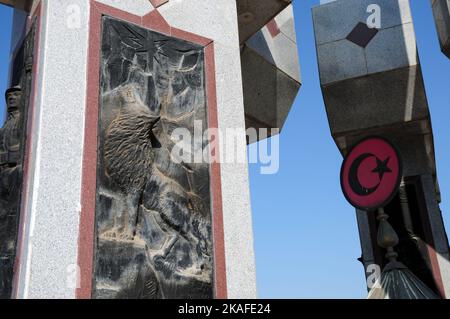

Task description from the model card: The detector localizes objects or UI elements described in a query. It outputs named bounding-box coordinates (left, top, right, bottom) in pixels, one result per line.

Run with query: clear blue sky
left=0, top=5, right=12, bottom=125
left=0, top=1, right=449, bottom=299
left=248, top=0, right=450, bottom=299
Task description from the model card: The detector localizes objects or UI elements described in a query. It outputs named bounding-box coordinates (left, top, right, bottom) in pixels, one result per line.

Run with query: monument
left=1, top=0, right=448, bottom=300
left=313, top=0, right=450, bottom=298
left=0, top=0, right=301, bottom=299
left=431, top=0, right=450, bottom=58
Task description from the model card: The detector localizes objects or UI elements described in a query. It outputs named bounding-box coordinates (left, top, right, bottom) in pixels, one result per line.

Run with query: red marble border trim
left=204, top=43, right=227, bottom=299
left=77, top=0, right=227, bottom=299
left=11, top=0, right=43, bottom=298
left=414, top=176, right=447, bottom=298
left=426, top=245, right=446, bottom=298
left=76, top=1, right=101, bottom=299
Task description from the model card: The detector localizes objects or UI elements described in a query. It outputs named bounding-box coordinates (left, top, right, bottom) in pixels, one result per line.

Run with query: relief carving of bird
left=102, top=84, right=211, bottom=282
left=103, top=85, right=160, bottom=240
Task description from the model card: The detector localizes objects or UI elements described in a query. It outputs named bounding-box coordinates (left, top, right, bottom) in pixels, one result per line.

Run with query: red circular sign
left=340, top=136, right=402, bottom=210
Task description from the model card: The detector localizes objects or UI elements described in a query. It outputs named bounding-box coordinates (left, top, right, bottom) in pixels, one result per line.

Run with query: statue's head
left=120, top=85, right=137, bottom=104
left=118, top=84, right=152, bottom=107
left=5, top=85, right=22, bottom=113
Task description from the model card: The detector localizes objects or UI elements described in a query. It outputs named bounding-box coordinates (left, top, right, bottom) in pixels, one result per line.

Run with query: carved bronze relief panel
left=93, top=16, right=213, bottom=299
left=0, top=23, right=35, bottom=299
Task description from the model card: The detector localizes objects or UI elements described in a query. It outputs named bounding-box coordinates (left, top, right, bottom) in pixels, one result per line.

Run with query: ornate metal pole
left=376, top=207, right=400, bottom=264
left=368, top=206, right=439, bottom=299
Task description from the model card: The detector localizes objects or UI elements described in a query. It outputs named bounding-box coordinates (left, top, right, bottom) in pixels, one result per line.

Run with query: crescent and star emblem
left=340, top=137, right=402, bottom=210
left=348, top=153, right=392, bottom=196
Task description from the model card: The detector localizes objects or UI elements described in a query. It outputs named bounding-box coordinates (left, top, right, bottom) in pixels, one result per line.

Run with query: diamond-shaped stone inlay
left=346, top=22, right=379, bottom=48
left=149, top=0, right=169, bottom=8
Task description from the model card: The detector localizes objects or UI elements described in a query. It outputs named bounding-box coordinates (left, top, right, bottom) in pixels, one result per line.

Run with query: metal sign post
left=340, top=136, right=438, bottom=299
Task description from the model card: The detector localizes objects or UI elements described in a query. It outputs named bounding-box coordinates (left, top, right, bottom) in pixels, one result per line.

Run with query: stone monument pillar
left=313, top=0, right=450, bottom=298
left=239, top=3, right=301, bottom=142
left=431, top=0, right=450, bottom=58
left=0, top=0, right=301, bottom=299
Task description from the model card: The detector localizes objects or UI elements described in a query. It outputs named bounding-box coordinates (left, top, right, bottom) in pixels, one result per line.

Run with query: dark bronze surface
left=93, top=16, right=213, bottom=299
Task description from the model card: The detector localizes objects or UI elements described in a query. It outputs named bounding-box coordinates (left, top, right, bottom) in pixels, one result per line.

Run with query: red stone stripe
left=141, top=9, right=170, bottom=35
left=76, top=1, right=102, bottom=299
left=205, top=42, right=227, bottom=299
left=425, top=244, right=446, bottom=298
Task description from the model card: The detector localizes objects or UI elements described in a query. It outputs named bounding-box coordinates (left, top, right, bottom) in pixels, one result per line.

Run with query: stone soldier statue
left=0, top=85, right=23, bottom=201
left=0, top=85, right=23, bottom=297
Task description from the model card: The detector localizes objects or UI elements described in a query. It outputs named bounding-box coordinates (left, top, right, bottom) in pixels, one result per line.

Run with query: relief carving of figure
left=0, top=86, right=23, bottom=243
left=0, top=86, right=23, bottom=296
left=0, top=22, right=35, bottom=299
